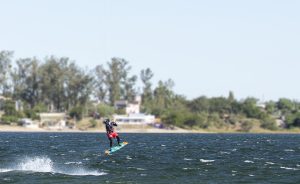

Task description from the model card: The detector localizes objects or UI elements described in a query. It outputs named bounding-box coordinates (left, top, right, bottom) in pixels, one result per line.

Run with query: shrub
left=208, top=113, right=225, bottom=128
left=286, top=112, right=300, bottom=128
left=240, top=120, right=254, bottom=132
left=23, top=109, right=40, bottom=120
left=1, top=115, right=19, bottom=124
left=89, top=119, right=97, bottom=128
left=33, top=103, right=48, bottom=113
left=260, top=117, right=277, bottom=130
left=97, top=104, right=115, bottom=118
left=69, top=106, right=84, bottom=120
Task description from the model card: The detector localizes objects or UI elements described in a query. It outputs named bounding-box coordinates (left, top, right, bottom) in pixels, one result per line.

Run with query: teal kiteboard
left=105, top=141, right=128, bottom=155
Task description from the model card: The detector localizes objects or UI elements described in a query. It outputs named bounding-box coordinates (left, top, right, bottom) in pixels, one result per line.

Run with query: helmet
left=103, top=118, right=110, bottom=124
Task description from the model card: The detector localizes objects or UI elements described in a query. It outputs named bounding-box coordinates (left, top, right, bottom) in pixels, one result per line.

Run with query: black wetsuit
left=105, top=121, right=120, bottom=149
left=105, top=122, right=116, bottom=133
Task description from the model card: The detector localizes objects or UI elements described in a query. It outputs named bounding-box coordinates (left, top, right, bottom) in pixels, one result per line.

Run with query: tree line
left=1, top=50, right=300, bottom=131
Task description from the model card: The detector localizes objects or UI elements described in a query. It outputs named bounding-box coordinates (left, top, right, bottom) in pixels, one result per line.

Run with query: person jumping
left=103, top=118, right=121, bottom=151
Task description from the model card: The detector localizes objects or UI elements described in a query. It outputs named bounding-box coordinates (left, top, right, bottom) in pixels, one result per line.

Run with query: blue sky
left=1, top=0, right=299, bottom=101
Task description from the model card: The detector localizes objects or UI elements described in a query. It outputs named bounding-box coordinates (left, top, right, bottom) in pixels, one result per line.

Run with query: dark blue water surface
left=0, top=133, right=300, bottom=184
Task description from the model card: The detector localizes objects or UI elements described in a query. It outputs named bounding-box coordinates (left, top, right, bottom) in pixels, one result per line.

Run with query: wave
left=280, top=167, right=299, bottom=171
left=200, top=159, right=215, bottom=163
left=64, top=161, right=83, bottom=165
left=0, top=156, right=106, bottom=176
left=244, top=160, right=254, bottom=163
left=265, top=162, right=275, bottom=165
left=0, top=169, right=13, bottom=173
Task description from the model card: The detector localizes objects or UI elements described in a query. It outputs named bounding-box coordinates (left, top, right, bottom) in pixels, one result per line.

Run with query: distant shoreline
left=0, top=125, right=300, bottom=134
left=0, top=125, right=191, bottom=134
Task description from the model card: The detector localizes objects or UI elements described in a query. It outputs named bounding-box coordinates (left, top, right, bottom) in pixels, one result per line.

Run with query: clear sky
left=1, top=0, right=299, bottom=101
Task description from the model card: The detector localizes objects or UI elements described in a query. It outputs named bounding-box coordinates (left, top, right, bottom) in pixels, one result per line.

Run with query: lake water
left=0, top=132, right=299, bottom=183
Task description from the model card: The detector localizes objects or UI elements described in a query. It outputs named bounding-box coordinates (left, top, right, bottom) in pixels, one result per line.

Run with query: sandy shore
left=1, top=125, right=299, bottom=134
left=0, top=125, right=194, bottom=133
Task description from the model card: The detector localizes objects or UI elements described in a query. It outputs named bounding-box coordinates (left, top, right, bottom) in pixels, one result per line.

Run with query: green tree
left=122, top=75, right=137, bottom=102
left=12, top=58, right=40, bottom=108
left=286, top=112, right=300, bottom=128
left=265, top=101, right=276, bottom=114
left=188, top=96, right=209, bottom=113
left=228, top=91, right=235, bottom=103
left=241, top=97, right=263, bottom=119
left=277, top=98, right=294, bottom=114
left=94, top=65, right=107, bottom=102
left=209, top=97, right=231, bottom=114
left=140, top=68, right=154, bottom=112
left=39, top=56, right=66, bottom=111
left=153, top=79, right=175, bottom=111
left=104, top=58, right=133, bottom=105
left=64, top=62, right=93, bottom=110
left=0, top=50, right=13, bottom=96
left=38, top=56, right=93, bottom=112
left=97, top=103, right=115, bottom=118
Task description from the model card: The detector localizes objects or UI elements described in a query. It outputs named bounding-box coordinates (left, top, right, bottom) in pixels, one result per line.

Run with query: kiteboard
left=105, top=141, right=128, bottom=155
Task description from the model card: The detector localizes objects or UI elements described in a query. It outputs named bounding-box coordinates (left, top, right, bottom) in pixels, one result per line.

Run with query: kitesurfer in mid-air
left=103, top=118, right=121, bottom=151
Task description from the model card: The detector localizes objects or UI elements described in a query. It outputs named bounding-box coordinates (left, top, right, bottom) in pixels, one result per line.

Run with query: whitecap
left=3, top=178, right=12, bottom=181
left=0, top=169, right=13, bottom=173
left=254, top=158, right=264, bottom=160
left=68, top=150, right=76, bottom=153
left=266, top=162, right=275, bottom=165
left=62, top=168, right=107, bottom=176
left=128, top=167, right=146, bottom=171
left=200, top=159, right=215, bottom=163
left=18, top=156, right=54, bottom=172
left=183, top=168, right=194, bottom=170
left=4, top=156, right=106, bottom=176
left=280, top=167, right=298, bottom=171
left=284, top=149, right=295, bottom=152
left=244, top=160, right=254, bottom=163
left=126, top=156, right=132, bottom=160
left=161, top=145, right=166, bottom=147
left=64, top=162, right=82, bottom=165
left=249, top=174, right=255, bottom=177
left=220, top=151, right=230, bottom=155
left=184, top=158, right=193, bottom=161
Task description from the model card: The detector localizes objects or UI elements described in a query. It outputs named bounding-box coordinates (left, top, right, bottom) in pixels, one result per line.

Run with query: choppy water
left=0, top=133, right=300, bottom=183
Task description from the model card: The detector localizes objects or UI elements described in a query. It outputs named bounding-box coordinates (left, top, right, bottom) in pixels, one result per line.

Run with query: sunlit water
left=0, top=132, right=299, bottom=183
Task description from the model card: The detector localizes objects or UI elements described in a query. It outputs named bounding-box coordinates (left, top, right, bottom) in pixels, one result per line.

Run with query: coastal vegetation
left=1, top=50, right=300, bottom=132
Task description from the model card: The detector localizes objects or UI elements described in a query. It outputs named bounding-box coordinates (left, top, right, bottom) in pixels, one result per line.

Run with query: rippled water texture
left=0, top=133, right=299, bottom=183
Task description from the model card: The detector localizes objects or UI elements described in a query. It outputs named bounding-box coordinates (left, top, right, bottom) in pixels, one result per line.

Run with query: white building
left=113, top=113, right=155, bottom=124
left=20, top=118, right=39, bottom=128
left=39, top=113, right=67, bottom=130
left=114, top=96, right=142, bottom=115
